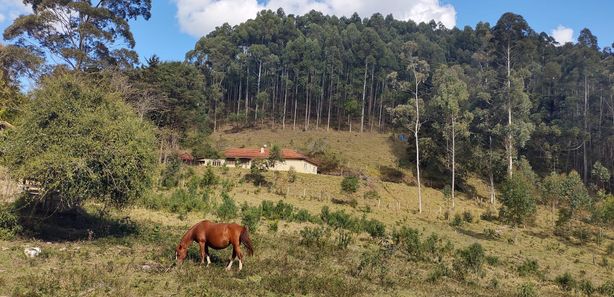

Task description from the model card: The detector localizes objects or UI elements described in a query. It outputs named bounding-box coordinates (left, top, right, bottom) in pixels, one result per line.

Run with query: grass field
left=1, top=128, right=613, bottom=296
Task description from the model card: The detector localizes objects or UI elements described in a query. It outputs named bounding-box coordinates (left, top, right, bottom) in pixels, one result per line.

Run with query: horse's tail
left=240, top=226, right=254, bottom=256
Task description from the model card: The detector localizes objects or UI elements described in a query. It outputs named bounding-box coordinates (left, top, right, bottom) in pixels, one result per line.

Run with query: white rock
left=24, top=247, right=41, bottom=258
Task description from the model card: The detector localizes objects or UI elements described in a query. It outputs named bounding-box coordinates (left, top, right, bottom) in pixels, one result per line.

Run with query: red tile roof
left=224, top=148, right=307, bottom=160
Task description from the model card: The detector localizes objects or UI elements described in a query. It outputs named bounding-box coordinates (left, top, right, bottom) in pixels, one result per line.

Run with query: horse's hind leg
left=226, top=248, right=236, bottom=271
left=205, top=246, right=211, bottom=267
left=198, top=241, right=206, bottom=265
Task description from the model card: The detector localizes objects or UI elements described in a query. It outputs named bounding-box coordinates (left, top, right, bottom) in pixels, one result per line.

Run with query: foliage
left=379, top=166, right=404, bottom=183
left=216, top=192, right=238, bottom=220
left=161, top=154, right=182, bottom=188
left=299, top=226, right=329, bottom=247
left=341, top=176, right=359, bottom=193
left=451, top=213, right=463, bottom=227
left=393, top=226, right=423, bottom=261
left=517, top=258, right=539, bottom=277
left=200, top=166, right=218, bottom=188
left=241, top=205, right=262, bottom=233
left=462, top=211, right=474, bottom=223
left=287, top=167, right=297, bottom=183
left=1, top=73, right=156, bottom=208
left=0, top=203, right=21, bottom=239
left=516, top=283, right=537, bottom=297
left=555, top=272, right=576, bottom=292
left=499, top=173, right=537, bottom=226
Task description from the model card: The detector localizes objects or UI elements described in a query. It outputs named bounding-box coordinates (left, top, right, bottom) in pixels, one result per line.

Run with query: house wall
left=198, top=158, right=317, bottom=174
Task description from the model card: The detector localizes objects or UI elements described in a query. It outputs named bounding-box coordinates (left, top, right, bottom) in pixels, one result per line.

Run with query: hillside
left=1, top=128, right=612, bottom=296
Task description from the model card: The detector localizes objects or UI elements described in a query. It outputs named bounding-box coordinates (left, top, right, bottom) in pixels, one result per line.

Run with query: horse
left=175, top=220, right=254, bottom=271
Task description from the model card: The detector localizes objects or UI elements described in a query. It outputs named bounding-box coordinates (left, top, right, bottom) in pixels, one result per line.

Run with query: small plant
left=0, top=204, right=22, bottom=240
left=480, top=208, right=498, bottom=221
left=341, top=176, right=359, bottom=193
left=200, top=165, right=218, bottom=187
left=607, top=243, right=614, bottom=255
left=268, top=221, right=278, bottom=233
left=422, top=233, right=454, bottom=262
left=287, top=167, right=297, bottom=183
left=573, top=227, right=592, bottom=244
left=462, top=211, right=474, bottom=223
left=241, top=205, right=261, bottom=233
left=363, top=190, right=380, bottom=200
left=517, top=258, right=539, bottom=277
left=457, top=243, right=485, bottom=273
left=216, top=192, right=238, bottom=220
left=451, top=213, right=463, bottom=227
left=426, top=263, right=450, bottom=283
left=299, top=226, right=329, bottom=247
left=393, top=226, right=423, bottom=261
left=485, top=255, right=499, bottom=266
left=555, top=272, right=576, bottom=292
left=599, top=280, right=614, bottom=296
left=293, top=209, right=314, bottom=223
left=484, top=228, right=501, bottom=240
left=516, top=283, right=537, bottom=297
left=579, top=279, right=595, bottom=297
left=336, top=230, right=353, bottom=249
left=361, top=217, right=386, bottom=238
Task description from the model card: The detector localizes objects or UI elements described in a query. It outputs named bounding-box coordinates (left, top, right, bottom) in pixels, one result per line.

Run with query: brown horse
left=175, top=220, right=254, bottom=270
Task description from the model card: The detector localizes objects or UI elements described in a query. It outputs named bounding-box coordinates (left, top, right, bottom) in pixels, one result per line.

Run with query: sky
left=0, top=0, right=612, bottom=64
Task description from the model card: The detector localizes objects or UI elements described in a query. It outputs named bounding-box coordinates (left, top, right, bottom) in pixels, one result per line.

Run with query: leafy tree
left=3, top=0, right=152, bottom=70
left=341, top=176, right=359, bottom=193
left=431, top=65, right=471, bottom=207
left=268, top=144, right=284, bottom=168
left=1, top=73, right=156, bottom=208
left=499, top=173, right=537, bottom=226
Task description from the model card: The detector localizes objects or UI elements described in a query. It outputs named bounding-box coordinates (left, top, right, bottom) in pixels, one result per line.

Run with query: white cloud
left=174, top=0, right=456, bottom=38
left=0, top=0, right=31, bottom=24
left=551, top=25, right=574, bottom=45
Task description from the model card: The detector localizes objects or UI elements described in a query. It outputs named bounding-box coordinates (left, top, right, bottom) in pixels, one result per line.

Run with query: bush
left=462, top=211, right=474, bottom=223
left=485, top=255, right=499, bottom=266
left=393, top=226, right=423, bottom=261
left=379, top=166, right=404, bottom=183
left=456, top=243, right=485, bottom=273
left=293, top=209, right=315, bottom=223
left=241, top=206, right=261, bottom=233
left=268, top=221, right=278, bottom=233
left=555, top=272, right=576, bottom=292
left=499, top=174, right=537, bottom=226
left=483, top=228, right=501, bottom=240
left=363, top=190, right=380, bottom=200
left=299, top=226, right=329, bottom=247
left=216, top=192, right=238, bottom=220
left=579, top=279, right=595, bottom=297
left=598, top=280, right=614, bottom=296
left=361, top=217, right=386, bottom=238
left=261, top=200, right=294, bottom=220
left=451, top=213, right=463, bottom=227
left=480, top=207, right=498, bottom=221
left=0, top=204, right=21, bottom=239
left=287, top=167, right=297, bottom=183
left=516, top=283, right=537, bottom=297
left=336, top=230, right=353, bottom=250
left=517, top=258, right=539, bottom=277
left=200, top=166, right=218, bottom=187
left=168, top=188, right=204, bottom=216
left=341, top=176, right=359, bottom=193
left=427, top=263, right=450, bottom=283
left=161, top=154, right=182, bottom=188
left=320, top=206, right=358, bottom=231
left=423, top=233, right=454, bottom=262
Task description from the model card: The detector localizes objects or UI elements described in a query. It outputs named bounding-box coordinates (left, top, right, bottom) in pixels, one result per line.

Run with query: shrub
left=361, top=217, right=386, bottom=238
left=462, top=211, right=474, bottom=223
left=579, top=279, right=595, bottom=297
left=268, top=221, right=278, bottom=233
left=427, top=263, right=450, bottom=283
left=0, top=204, right=21, bottom=239
left=341, top=176, right=359, bottom=193
left=336, top=230, right=353, bottom=249
left=299, top=226, right=329, bottom=247
left=216, top=192, right=238, bottom=220
left=287, top=167, right=297, bottom=183
left=168, top=188, right=203, bottom=216
left=393, top=226, right=423, bottom=261
left=423, top=233, right=454, bottom=262
left=573, top=228, right=592, bottom=244
left=451, top=213, right=463, bottom=227
left=363, top=190, right=380, bottom=200
left=241, top=206, right=261, bottom=233
left=200, top=166, right=218, bottom=187
left=379, top=166, right=404, bottom=183
left=320, top=206, right=357, bottom=231
left=516, top=283, right=537, bottom=297
left=293, top=209, right=314, bottom=223
left=161, top=154, right=182, bottom=188
left=499, top=174, right=537, bottom=226
left=480, top=208, right=498, bottom=221
left=457, top=243, right=485, bottom=273
left=555, top=272, right=576, bottom=292
left=485, top=255, right=499, bottom=266
left=517, top=258, right=539, bottom=277
left=260, top=200, right=294, bottom=220
left=483, top=228, right=501, bottom=240
left=598, top=280, right=614, bottom=296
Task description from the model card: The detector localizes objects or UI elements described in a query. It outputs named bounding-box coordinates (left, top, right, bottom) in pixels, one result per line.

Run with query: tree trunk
left=282, top=69, right=288, bottom=130
left=414, top=75, right=422, bottom=213
left=451, top=117, right=455, bottom=208
left=583, top=74, right=588, bottom=183
left=360, top=60, right=368, bottom=133
left=506, top=42, right=513, bottom=178
left=327, top=66, right=335, bottom=132
left=255, top=61, right=262, bottom=121
left=369, top=63, right=375, bottom=132
left=304, top=71, right=310, bottom=131
left=245, top=64, right=249, bottom=121
left=293, top=70, right=298, bottom=130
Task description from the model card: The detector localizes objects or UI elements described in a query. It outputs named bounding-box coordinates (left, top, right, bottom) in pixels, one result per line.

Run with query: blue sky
left=1, top=0, right=612, bottom=64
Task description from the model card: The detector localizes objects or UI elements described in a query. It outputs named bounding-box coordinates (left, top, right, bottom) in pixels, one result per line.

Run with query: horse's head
left=175, top=244, right=187, bottom=264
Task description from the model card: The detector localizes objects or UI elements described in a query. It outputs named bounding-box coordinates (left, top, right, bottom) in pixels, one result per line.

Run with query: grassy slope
left=1, top=127, right=612, bottom=296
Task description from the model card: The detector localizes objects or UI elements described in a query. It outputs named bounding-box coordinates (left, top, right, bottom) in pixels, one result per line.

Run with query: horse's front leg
left=226, top=247, right=237, bottom=271
left=205, top=245, right=211, bottom=267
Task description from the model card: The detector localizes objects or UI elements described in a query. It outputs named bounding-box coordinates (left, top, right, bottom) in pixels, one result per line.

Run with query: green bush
left=241, top=205, right=261, bottom=233
left=422, top=233, right=454, bottom=262
left=555, top=272, right=576, bottom=292
left=0, top=204, right=21, bottom=239
left=393, top=226, right=423, bottom=261
left=261, top=200, right=294, bottom=220
left=293, top=209, right=315, bottom=223
left=499, top=174, right=537, bottom=226
left=456, top=243, right=485, bottom=273
left=320, top=206, right=357, bottom=231
left=168, top=188, right=204, bottom=216
left=516, top=283, right=537, bottom=297
left=598, top=280, right=614, bottom=296
left=161, top=154, right=182, bottom=188
left=379, top=166, right=404, bottom=183
left=216, top=192, right=238, bottom=220
left=462, top=211, right=474, bottom=223
left=483, top=228, right=500, bottom=240
left=361, top=217, right=386, bottom=238
left=427, top=263, right=450, bottom=283
left=287, top=167, right=297, bottom=183
left=480, top=208, right=498, bottom=221
left=299, top=226, right=329, bottom=247
left=363, top=190, right=380, bottom=200
left=517, top=258, right=539, bottom=277
left=451, top=213, right=463, bottom=227
left=485, top=255, right=499, bottom=266
left=201, top=166, right=218, bottom=187
left=341, top=176, right=359, bottom=193
left=579, top=279, right=595, bottom=297
left=336, top=230, right=353, bottom=250
left=268, top=221, right=279, bottom=233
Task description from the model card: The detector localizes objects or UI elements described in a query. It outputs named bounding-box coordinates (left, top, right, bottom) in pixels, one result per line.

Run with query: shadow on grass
left=14, top=197, right=138, bottom=242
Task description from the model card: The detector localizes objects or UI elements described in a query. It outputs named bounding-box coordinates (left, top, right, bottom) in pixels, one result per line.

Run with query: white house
left=198, top=147, right=318, bottom=174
